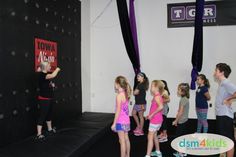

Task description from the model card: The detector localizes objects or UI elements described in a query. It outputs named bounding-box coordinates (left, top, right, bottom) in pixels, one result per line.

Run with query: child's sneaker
left=134, top=129, right=144, bottom=136
left=159, top=136, right=168, bottom=143
left=35, top=134, right=45, bottom=141
left=151, top=150, right=162, bottom=157
left=173, top=152, right=187, bottom=157
left=47, top=128, right=56, bottom=136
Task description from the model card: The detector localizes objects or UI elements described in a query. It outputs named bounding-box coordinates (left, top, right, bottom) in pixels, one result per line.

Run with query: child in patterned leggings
left=195, top=74, right=211, bottom=133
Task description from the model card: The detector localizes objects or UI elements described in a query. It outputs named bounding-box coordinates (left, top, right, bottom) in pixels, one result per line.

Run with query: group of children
left=112, top=63, right=236, bottom=157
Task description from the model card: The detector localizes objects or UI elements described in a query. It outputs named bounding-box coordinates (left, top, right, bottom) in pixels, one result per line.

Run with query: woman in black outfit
left=36, top=61, right=60, bottom=140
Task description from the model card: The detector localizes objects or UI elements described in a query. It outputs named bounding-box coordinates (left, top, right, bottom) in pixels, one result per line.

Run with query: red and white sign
left=35, top=38, right=57, bottom=72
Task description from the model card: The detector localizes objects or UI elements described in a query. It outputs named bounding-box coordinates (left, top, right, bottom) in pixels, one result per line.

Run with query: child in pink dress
left=111, top=76, right=132, bottom=157
left=145, top=80, right=165, bottom=157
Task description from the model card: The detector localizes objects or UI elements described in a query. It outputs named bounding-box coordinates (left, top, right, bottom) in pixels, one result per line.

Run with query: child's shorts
left=149, top=123, right=162, bottom=132
left=116, top=123, right=130, bottom=132
left=133, top=104, right=146, bottom=112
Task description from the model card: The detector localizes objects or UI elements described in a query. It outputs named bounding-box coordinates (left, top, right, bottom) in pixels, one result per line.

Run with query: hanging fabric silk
left=191, top=0, right=205, bottom=90
left=116, top=0, right=140, bottom=74
left=129, top=0, right=141, bottom=89
left=129, top=0, right=140, bottom=74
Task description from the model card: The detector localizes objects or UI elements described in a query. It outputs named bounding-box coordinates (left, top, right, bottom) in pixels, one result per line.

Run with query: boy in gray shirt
left=214, top=63, right=236, bottom=157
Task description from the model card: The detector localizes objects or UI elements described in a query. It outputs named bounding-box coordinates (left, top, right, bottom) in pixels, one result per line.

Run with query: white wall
left=81, top=0, right=91, bottom=112
left=90, top=0, right=134, bottom=113
left=82, top=0, right=236, bottom=119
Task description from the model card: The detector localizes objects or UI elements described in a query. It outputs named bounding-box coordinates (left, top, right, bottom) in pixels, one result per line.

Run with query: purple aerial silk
left=191, top=0, right=204, bottom=90
left=129, top=0, right=140, bottom=74
left=116, top=0, right=140, bottom=75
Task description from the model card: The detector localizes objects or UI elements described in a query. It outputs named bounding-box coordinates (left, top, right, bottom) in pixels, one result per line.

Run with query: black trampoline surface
left=82, top=129, right=222, bottom=157
left=0, top=114, right=235, bottom=157
left=82, top=118, right=234, bottom=157
left=0, top=112, right=114, bottom=157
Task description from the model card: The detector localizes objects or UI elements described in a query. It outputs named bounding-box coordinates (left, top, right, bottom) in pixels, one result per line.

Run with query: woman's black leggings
left=37, top=99, right=53, bottom=126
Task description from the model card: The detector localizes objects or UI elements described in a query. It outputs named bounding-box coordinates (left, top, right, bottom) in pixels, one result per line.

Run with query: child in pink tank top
left=145, top=80, right=165, bottom=157
left=116, top=100, right=130, bottom=126
left=149, top=93, right=163, bottom=124
left=111, top=76, right=132, bottom=157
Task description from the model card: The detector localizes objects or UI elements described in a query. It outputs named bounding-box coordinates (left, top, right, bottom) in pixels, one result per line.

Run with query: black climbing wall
left=0, top=0, right=81, bottom=147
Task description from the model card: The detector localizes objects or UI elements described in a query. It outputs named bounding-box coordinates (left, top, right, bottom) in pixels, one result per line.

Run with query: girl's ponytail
left=205, top=78, right=210, bottom=88
left=198, top=74, right=210, bottom=88
left=125, top=78, right=132, bottom=99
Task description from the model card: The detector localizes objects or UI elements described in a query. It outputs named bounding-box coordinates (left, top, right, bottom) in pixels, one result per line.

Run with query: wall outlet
left=209, top=103, right=212, bottom=108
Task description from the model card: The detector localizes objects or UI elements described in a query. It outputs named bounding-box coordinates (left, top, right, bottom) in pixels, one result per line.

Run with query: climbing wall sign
left=35, top=38, right=57, bottom=72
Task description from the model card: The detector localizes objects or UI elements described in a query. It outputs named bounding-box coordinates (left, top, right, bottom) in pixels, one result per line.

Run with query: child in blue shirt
left=195, top=74, right=211, bottom=133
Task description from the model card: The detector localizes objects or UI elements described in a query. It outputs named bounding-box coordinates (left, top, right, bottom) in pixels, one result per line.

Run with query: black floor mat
left=0, top=112, right=114, bottom=157
left=82, top=118, right=234, bottom=157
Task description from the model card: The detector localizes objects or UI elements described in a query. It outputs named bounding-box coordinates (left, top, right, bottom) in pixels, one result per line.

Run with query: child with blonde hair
left=144, top=80, right=164, bottom=157
left=111, top=76, right=132, bottom=157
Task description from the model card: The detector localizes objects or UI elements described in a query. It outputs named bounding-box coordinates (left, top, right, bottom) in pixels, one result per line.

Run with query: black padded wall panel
left=0, top=0, right=81, bottom=147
